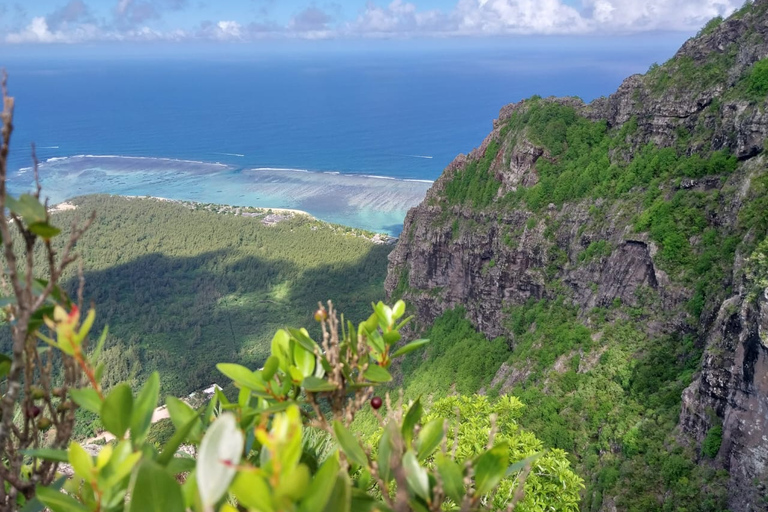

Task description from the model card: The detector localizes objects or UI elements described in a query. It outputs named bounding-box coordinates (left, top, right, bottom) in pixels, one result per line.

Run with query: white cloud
left=455, top=0, right=588, bottom=35
left=1, top=0, right=748, bottom=43
left=4, top=16, right=102, bottom=43
left=580, top=0, right=742, bottom=32
left=216, top=20, right=242, bottom=39
left=348, top=0, right=447, bottom=35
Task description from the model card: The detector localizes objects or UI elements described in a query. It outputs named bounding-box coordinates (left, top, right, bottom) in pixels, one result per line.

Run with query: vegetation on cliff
left=388, top=3, right=768, bottom=510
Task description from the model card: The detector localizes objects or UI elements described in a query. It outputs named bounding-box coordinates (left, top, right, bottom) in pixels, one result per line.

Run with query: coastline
left=49, top=195, right=398, bottom=245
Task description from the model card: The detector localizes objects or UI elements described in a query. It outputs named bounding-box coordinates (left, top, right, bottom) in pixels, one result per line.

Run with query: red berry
left=314, top=308, right=327, bottom=322
left=370, top=396, right=383, bottom=410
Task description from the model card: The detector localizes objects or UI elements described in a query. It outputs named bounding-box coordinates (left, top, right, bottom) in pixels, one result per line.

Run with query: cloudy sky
left=0, top=0, right=743, bottom=44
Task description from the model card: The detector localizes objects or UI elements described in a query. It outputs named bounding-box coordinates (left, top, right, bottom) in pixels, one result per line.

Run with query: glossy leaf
left=293, top=343, right=315, bottom=378
left=391, top=339, right=429, bottom=359
left=22, top=448, right=68, bottom=463
left=505, top=453, right=542, bottom=477
left=473, top=443, right=509, bottom=496
left=21, top=477, right=66, bottom=512
left=321, top=470, right=351, bottom=512
left=402, top=398, right=423, bottom=447
left=157, top=414, right=200, bottom=467
left=332, top=421, right=368, bottom=468
left=196, top=413, right=244, bottom=507
left=300, top=454, right=340, bottom=512
left=392, top=300, right=406, bottom=319
left=165, top=396, right=196, bottom=430
left=216, top=363, right=265, bottom=391
left=29, top=222, right=61, bottom=240
left=363, top=364, right=392, bottom=383
left=416, top=418, right=444, bottom=460
left=377, top=422, right=397, bottom=482
left=231, top=472, right=273, bottom=512
left=131, top=371, right=159, bottom=444
left=68, top=442, right=94, bottom=481
left=262, top=355, right=279, bottom=381
left=302, top=376, right=337, bottom=392
left=402, top=451, right=429, bottom=501
left=69, top=388, right=102, bottom=414
left=435, top=453, right=465, bottom=504
left=128, top=459, right=185, bottom=512
left=35, top=486, right=89, bottom=512
left=101, top=383, right=133, bottom=439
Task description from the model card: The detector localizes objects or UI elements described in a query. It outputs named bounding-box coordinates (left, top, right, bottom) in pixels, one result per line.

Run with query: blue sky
left=0, top=0, right=744, bottom=43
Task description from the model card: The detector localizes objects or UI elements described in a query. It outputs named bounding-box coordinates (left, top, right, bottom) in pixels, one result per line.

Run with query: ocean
left=1, top=37, right=689, bottom=234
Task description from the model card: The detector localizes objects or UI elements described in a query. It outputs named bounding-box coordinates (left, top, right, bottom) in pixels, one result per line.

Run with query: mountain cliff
left=387, top=2, right=768, bottom=510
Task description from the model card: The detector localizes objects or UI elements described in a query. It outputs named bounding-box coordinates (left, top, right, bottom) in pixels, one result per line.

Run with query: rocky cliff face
left=386, top=2, right=768, bottom=510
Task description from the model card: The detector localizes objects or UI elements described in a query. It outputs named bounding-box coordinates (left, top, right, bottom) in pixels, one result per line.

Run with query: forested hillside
left=0, top=195, right=391, bottom=400
left=386, top=2, right=768, bottom=511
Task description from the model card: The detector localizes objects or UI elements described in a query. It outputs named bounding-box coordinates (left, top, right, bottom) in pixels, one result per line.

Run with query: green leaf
left=332, top=421, right=368, bottom=468
left=131, top=372, right=159, bottom=444
left=231, top=472, right=273, bottom=512
left=69, top=388, right=102, bottom=414
left=21, top=477, right=66, bottom=512
left=35, top=486, right=89, bottom=512
left=166, top=456, right=196, bottom=476
left=288, top=327, right=319, bottom=353
left=68, top=442, right=94, bottom=480
left=103, top=450, right=142, bottom=488
left=216, top=363, right=265, bottom=391
left=165, top=396, right=196, bottom=430
left=363, top=364, right=392, bottom=383
left=302, top=376, right=337, bottom=392
left=321, top=470, right=351, bottom=512
left=505, top=453, right=542, bottom=478
left=28, top=222, right=61, bottom=240
left=157, top=414, right=200, bottom=467
left=92, top=325, right=109, bottom=362
left=128, top=459, right=185, bottom=512
left=21, top=448, right=68, bottom=463
left=300, top=455, right=340, bottom=512
left=7, top=194, right=47, bottom=225
left=473, top=443, right=509, bottom=496
left=402, top=451, right=429, bottom=501
left=196, top=413, right=244, bottom=507
left=293, top=343, right=315, bottom=378
left=435, top=453, right=464, bottom=504
left=393, top=300, right=406, bottom=319
left=350, top=487, right=382, bottom=512
left=402, top=398, right=423, bottom=447
left=377, top=422, right=396, bottom=482
left=101, top=383, right=133, bottom=438
left=391, top=339, right=429, bottom=359
left=262, top=355, right=280, bottom=381
left=271, top=329, right=292, bottom=372
left=416, top=418, right=444, bottom=460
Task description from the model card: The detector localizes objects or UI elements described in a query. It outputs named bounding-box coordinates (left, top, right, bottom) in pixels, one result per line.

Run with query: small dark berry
left=370, top=396, right=383, bottom=410
left=314, top=308, right=328, bottom=322
left=26, top=405, right=41, bottom=418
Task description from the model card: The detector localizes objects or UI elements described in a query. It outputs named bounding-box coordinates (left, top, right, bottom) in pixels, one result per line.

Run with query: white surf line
left=39, top=146, right=60, bottom=149
left=403, top=154, right=434, bottom=159
left=213, top=152, right=245, bottom=157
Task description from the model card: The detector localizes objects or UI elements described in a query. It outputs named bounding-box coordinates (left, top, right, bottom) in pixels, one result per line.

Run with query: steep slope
left=387, top=2, right=768, bottom=510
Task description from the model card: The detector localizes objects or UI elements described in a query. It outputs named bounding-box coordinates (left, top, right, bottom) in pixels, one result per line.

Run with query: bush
left=702, top=425, right=723, bottom=458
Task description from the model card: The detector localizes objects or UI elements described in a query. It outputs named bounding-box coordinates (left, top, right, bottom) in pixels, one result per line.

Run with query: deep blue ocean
left=1, top=37, right=689, bottom=234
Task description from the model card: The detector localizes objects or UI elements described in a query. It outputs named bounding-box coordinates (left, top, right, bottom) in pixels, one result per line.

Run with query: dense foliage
left=1, top=195, right=392, bottom=399
left=395, top=306, right=730, bottom=511
left=19, top=298, right=582, bottom=512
